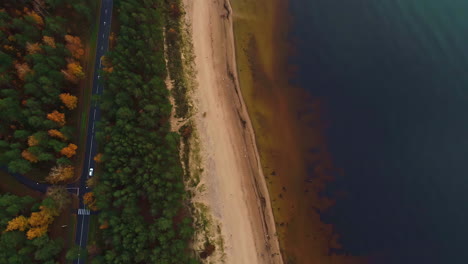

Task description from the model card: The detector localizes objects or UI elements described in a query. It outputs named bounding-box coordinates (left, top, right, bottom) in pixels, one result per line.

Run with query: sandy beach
left=183, top=0, right=283, bottom=263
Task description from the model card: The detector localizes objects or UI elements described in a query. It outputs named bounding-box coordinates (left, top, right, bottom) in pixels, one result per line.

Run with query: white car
left=89, top=168, right=94, bottom=177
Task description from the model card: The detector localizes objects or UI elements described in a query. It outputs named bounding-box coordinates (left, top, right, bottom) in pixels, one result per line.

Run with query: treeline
left=0, top=0, right=93, bottom=182
left=92, top=0, right=198, bottom=263
left=0, top=188, right=71, bottom=263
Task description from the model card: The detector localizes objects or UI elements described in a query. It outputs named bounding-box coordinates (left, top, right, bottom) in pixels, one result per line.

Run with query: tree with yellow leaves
left=43, top=36, right=56, bottom=48
left=5, top=215, right=29, bottom=232
left=46, top=165, right=74, bottom=184
left=26, top=42, right=41, bottom=54
left=46, top=110, right=65, bottom=126
left=14, top=62, right=31, bottom=80
left=64, top=35, right=84, bottom=59
left=60, top=143, right=77, bottom=158
left=22, top=150, right=38, bottom=163
left=25, top=10, right=44, bottom=26
left=27, top=135, right=39, bottom=146
left=62, top=62, right=84, bottom=83
left=48, top=129, right=67, bottom=140
left=93, top=153, right=102, bottom=163
left=59, top=93, right=78, bottom=110
left=83, top=192, right=98, bottom=211
left=26, top=226, right=48, bottom=240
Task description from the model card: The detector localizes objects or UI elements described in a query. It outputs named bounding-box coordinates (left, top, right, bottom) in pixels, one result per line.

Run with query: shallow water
left=289, top=0, right=468, bottom=263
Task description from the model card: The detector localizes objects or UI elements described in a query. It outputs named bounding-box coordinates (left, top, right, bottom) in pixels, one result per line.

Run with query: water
left=289, top=0, right=468, bottom=263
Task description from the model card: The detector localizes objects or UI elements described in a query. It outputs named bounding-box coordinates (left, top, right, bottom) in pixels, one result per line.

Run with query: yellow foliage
left=83, top=192, right=98, bottom=211
left=59, top=93, right=78, bottom=110
left=26, top=11, right=44, bottom=26
left=46, top=110, right=65, bottom=126
left=5, top=216, right=29, bottom=232
left=93, top=153, right=102, bottom=163
left=48, top=129, right=67, bottom=140
left=42, top=36, right=56, bottom=48
left=26, top=226, right=48, bottom=240
left=27, top=135, right=39, bottom=146
left=99, top=221, right=109, bottom=230
left=22, top=150, right=38, bottom=163
left=60, top=143, right=77, bottom=158
left=26, top=42, right=41, bottom=54
left=64, top=35, right=84, bottom=59
left=62, top=62, right=84, bottom=83
left=46, top=165, right=75, bottom=184
left=14, top=62, right=31, bottom=80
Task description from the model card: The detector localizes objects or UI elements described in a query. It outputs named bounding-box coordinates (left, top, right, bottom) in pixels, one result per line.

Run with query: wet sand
left=184, top=0, right=283, bottom=263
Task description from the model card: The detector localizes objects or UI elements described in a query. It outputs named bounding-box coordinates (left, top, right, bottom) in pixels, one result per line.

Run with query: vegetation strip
left=90, top=0, right=199, bottom=263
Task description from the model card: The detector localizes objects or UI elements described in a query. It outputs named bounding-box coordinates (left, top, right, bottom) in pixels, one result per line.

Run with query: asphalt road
left=73, top=1, right=113, bottom=263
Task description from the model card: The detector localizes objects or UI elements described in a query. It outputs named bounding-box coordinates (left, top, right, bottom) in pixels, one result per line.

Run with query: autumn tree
left=25, top=10, right=44, bottom=26
left=46, top=165, right=74, bottom=184
left=48, top=129, right=66, bottom=140
left=15, top=62, right=31, bottom=80
left=26, top=42, right=42, bottom=54
left=83, top=192, right=97, bottom=211
left=60, top=143, right=77, bottom=158
left=46, top=186, right=71, bottom=211
left=62, top=62, right=84, bottom=83
left=22, top=150, right=38, bottom=163
left=47, top=110, right=65, bottom=126
left=64, top=35, right=84, bottom=59
left=93, top=153, right=102, bottom=163
left=28, top=135, right=39, bottom=146
left=59, top=93, right=78, bottom=110
left=26, top=205, right=59, bottom=240
left=42, top=36, right=56, bottom=48
left=5, top=215, right=29, bottom=232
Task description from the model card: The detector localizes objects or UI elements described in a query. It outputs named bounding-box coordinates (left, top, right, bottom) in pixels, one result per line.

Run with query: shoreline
left=183, top=0, right=283, bottom=263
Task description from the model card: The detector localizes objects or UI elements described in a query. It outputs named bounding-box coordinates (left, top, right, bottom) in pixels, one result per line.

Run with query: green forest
left=0, top=0, right=198, bottom=262
left=91, top=0, right=198, bottom=263
left=0, top=0, right=94, bottom=183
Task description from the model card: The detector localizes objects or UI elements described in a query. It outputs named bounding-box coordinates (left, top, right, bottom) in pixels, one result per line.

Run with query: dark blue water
left=289, top=1, right=468, bottom=263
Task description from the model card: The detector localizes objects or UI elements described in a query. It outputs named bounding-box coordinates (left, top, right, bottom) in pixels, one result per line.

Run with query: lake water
left=289, top=0, right=468, bottom=263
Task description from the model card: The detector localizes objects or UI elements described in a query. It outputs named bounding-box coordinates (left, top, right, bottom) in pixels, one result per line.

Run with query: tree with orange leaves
left=46, top=165, right=74, bottom=184
left=26, top=226, right=48, bottom=240
left=47, top=110, right=65, bottom=126
left=93, top=153, right=102, bottom=163
left=5, top=215, right=29, bottom=232
left=60, top=143, right=77, bottom=158
left=62, top=62, right=84, bottom=83
left=14, top=62, right=31, bottom=80
left=48, top=129, right=66, bottom=140
left=64, top=35, right=84, bottom=59
left=99, top=220, right=109, bottom=230
left=26, top=42, right=41, bottom=54
left=22, top=150, right=38, bottom=163
left=25, top=10, right=44, bottom=26
left=59, top=93, right=78, bottom=110
left=43, top=36, right=56, bottom=48
left=83, top=192, right=97, bottom=211
left=27, top=135, right=39, bottom=146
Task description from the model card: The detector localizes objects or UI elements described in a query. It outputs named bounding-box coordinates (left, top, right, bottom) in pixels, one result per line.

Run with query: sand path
left=184, top=0, right=283, bottom=263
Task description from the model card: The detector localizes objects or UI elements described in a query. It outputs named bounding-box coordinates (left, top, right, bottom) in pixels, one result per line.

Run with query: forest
left=90, top=0, right=198, bottom=263
left=0, top=0, right=94, bottom=262
left=0, top=0, right=93, bottom=183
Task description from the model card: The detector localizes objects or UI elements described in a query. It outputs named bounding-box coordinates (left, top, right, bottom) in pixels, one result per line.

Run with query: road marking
left=101, top=46, right=103, bottom=50
left=77, top=214, right=85, bottom=264
left=99, top=59, right=102, bottom=68
left=93, top=109, right=96, bottom=119
left=92, top=122, right=95, bottom=133
left=88, top=135, right=94, bottom=168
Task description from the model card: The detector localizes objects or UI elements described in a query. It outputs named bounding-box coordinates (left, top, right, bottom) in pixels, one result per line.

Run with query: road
left=73, top=0, right=113, bottom=263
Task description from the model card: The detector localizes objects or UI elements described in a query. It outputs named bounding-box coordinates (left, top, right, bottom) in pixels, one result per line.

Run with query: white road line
left=92, top=122, right=95, bottom=132
left=93, top=109, right=97, bottom=119
left=99, top=60, right=102, bottom=68
left=88, top=135, right=94, bottom=168
left=77, top=214, right=85, bottom=264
